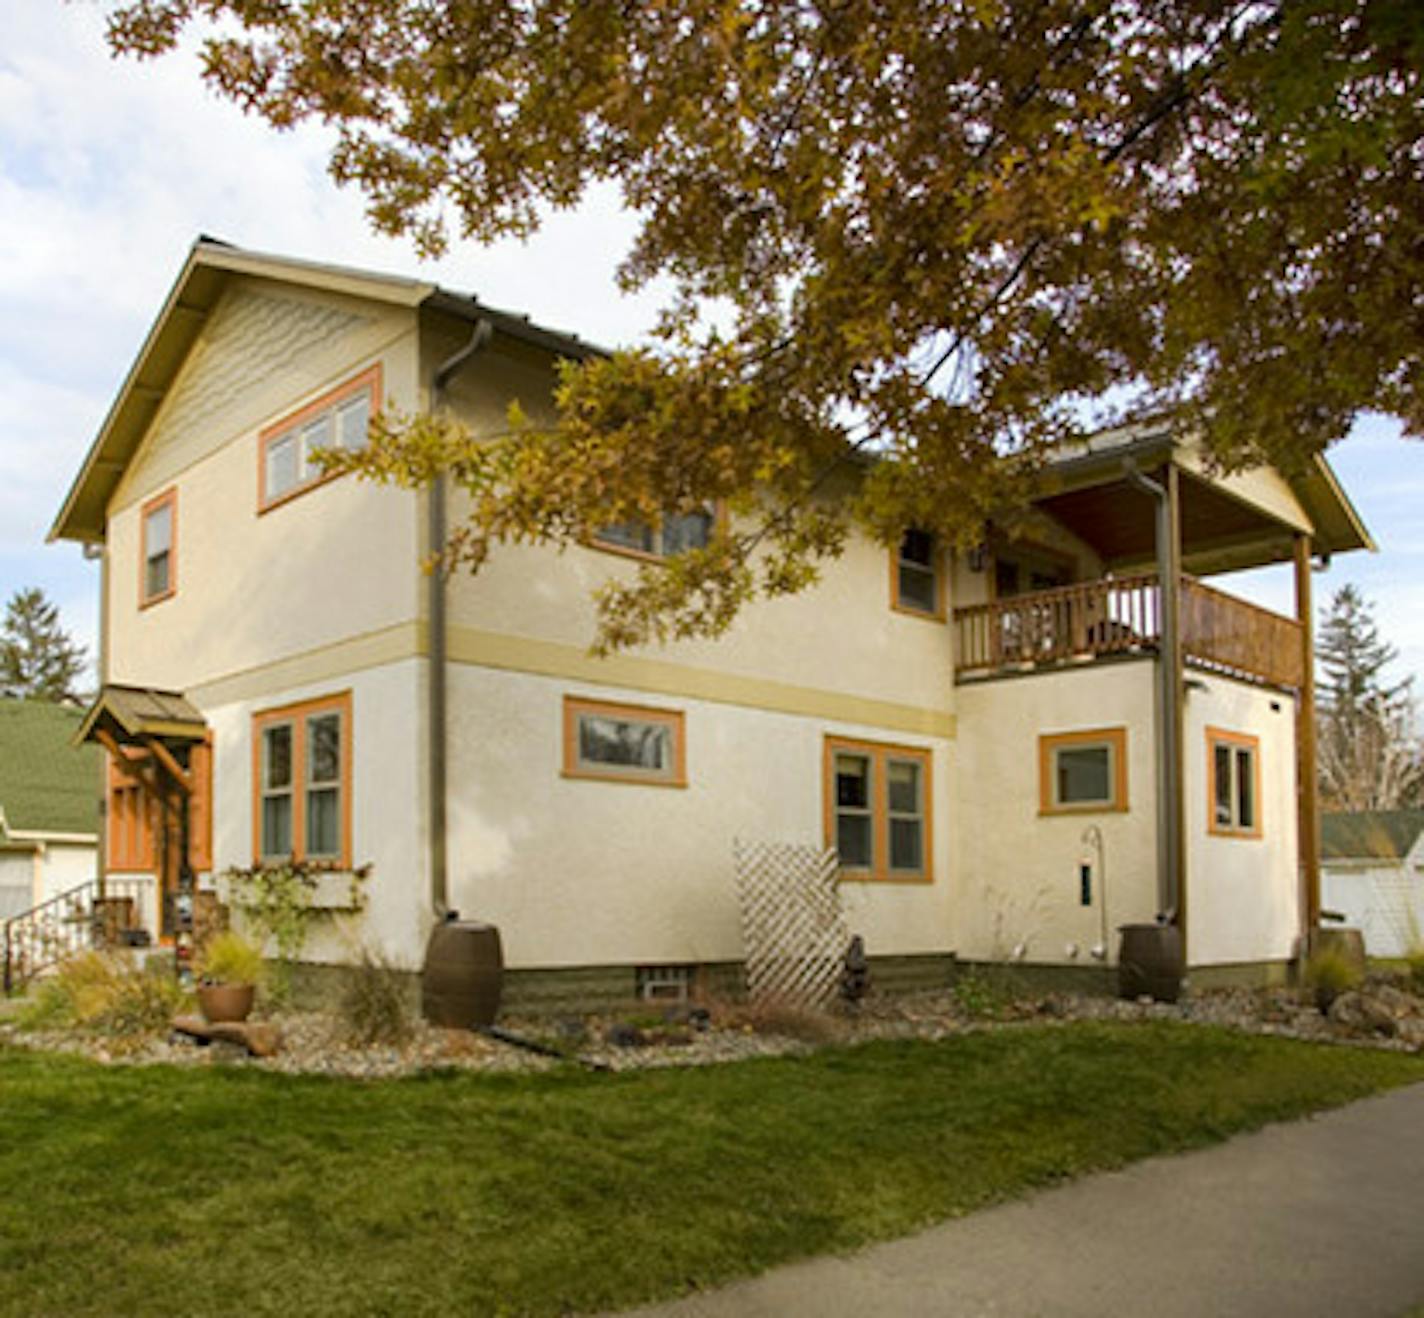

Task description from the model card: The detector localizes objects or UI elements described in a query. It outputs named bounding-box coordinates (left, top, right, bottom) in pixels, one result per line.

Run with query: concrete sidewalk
left=623, top=1081, right=1424, bottom=1318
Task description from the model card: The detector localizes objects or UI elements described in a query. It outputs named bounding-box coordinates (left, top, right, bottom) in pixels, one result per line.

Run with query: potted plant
left=195, top=930, right=266, bottom=1023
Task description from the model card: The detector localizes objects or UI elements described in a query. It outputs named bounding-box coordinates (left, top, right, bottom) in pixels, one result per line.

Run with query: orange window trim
left=138, top=486, right=178, bottom=609
left=251, top=691, right=354, bottom=865
left=257, top=364, right=382, bottom=514
left=1206, top=725, right=1263, bottom=839
left=587, top=503, right=730, bottom=565
left=1038, top=727, right=1129, bottom=815
left=888, top=535, right=946, bottom=622
left=562, top=695, right=688, bottom=787
left=823, top=735, right=933, bottom=884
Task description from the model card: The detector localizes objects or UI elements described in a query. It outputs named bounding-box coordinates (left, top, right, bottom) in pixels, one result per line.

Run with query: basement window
left=636, top=965, right=695, bottom=1003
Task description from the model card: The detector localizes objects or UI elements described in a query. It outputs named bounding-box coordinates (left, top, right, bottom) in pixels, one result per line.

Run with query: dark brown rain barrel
left=422, top=919, right=504, bottom=1028
left=1118, top=923, right=1184, bottom=1003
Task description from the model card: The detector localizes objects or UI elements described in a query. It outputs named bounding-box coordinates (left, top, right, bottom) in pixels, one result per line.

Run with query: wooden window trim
left=889, top=533, right=946, bottom=621
left=823, top=735, right=933, bottom=884
left=250, top=691, right=353, bottom=865
left=562, top=695, right=688, bottom=787
left=1039, top=727, right=1129, bottom=815
left=257, top=364, right=382, bottom=514
left=1206, top=726, right=1263, bottom=839
left=139, top=486, right=178, bottom=609
left=587, top=504, right=728, bottom=565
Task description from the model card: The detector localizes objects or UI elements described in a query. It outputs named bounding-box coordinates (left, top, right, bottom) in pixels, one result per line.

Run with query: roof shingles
left=0, top=699, right=100, bottom=838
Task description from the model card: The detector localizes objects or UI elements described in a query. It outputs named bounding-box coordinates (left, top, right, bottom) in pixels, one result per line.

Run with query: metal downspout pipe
left=1123, top=459, right=1181, bottom=922
left=427, top=319, right=494, bottom=919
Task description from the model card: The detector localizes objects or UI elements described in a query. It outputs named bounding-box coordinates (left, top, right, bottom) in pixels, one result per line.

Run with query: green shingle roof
left=0, top=699, right=100, bottom=838
left=1321, top=810, right=1424, bottom=862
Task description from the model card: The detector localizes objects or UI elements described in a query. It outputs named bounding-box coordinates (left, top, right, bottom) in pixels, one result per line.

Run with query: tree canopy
left=0, top=588, right=88, bottom=705
left=107, top=0, right=1423, bottom=649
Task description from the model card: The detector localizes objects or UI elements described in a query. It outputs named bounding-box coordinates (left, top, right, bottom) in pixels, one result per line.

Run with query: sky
left=2, top=0, right=1421, bottom=690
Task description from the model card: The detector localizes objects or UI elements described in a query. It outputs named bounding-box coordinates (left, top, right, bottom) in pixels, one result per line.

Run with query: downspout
left=1122, top=459, right=1182, bottom=924
left=427, top=319, right=494, bottom=919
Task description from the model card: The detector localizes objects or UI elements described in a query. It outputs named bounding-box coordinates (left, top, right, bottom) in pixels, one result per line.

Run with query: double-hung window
left=1207, top=727, right=1260, bottom=837
left=253, top=693, right=352, bottom=864
left=140, top=488, right=177, bottom=607
left=1039, top=728, right=1128, bottom=814
left=259, top=365, right=380, bottom=511
left=825, top=736, right=932, bottom=882
left=892, top=530, right=943, bottom=619
left=593, top=508, right=715, bottom=559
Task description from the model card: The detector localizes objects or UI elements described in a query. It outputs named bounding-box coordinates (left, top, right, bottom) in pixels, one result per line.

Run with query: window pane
left=1236, top=748, right=1255, bottom=829
left=887, top=759, right=920, bottom=814
left=1214, top=744, right=1234, bottom=826
left=661, top=510, right=714, bottom=554
left=1057, top=746, right=1111, bottom=804
left=337, top=394, right=370, bottom=450
left=307, top=787, right=340, bottom=857
left=266, top=432, right=299, bottom=497
left=837, top=814, right=872, bottom=868
left=145, top=502, right=171, bottom=555
left=301, top=414, right=333, bottom=479
left=261, top=794, right=292, bottom=857
left=597, top=521, right=655, bottom=553
left=898, top=563, right=937, bottom=613
left=308, top=713, right=341, bottom=784
left=145, top=550, right=170, bottom=600
left=835, top=754, right=870, bottom=809
left=579, top=714, right=669, bottom=770
left=263, top=724, right=292, bottom=790
left=900, top=529, right=933, bottom=568
left=890, top=818, right=923, bottom=872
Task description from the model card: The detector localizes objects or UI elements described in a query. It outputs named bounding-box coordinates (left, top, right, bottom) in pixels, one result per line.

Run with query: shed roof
left=0, top=699, right=100, bottom=839
left=1321, top=810, right=1424, bottom=862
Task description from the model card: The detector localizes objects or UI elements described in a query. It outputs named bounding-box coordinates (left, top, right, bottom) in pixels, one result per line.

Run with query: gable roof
left=50, top=237, right=603, bottom=546
left=1321, top=810, right=1424, bottom=862
left=0, top=699, right=100, bottom=839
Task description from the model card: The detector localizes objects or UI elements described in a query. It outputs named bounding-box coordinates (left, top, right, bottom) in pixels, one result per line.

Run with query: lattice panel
left=733, top=838, right=847, bottom=1008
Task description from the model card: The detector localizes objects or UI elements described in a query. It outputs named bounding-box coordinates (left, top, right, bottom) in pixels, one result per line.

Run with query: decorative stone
left=172, top=1013, right=283, bottom=1057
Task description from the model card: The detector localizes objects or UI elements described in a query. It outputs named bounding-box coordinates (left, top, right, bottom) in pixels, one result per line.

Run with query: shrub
left=950, top=967, right=1027, bottom=1020
left=338, top=944, right=413, bottom=1046
left=1304, top=947, right=1362, bottom=1011
left=17, top=951, right=188, bottom=1041
left=710, top=995, right=844, bottom=1043
left=197, top=930, right=266, bottom=988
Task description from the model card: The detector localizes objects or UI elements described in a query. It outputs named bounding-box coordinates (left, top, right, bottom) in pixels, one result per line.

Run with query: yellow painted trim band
left=447, top=625, right=957, bottom=739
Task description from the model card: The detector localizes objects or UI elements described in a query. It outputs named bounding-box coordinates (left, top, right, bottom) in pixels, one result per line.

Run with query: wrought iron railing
left=2, top=877, right=153, bottom=995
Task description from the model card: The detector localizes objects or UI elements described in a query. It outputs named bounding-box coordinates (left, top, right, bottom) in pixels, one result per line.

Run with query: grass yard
left=2, top=1021, right=1422, bottom=1317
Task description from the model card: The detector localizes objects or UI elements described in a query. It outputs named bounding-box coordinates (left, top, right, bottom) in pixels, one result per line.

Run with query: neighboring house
left=1321, top=811, right=1424, bottom=958
left=48, top=238, right=1374, bottom=1006
left=0, top=699, right=99, bottom=919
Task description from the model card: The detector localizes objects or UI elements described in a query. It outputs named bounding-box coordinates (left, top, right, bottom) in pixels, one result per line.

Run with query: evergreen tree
left=0, top=588, right=89, bottom=705
left=1316, top=586, right=1423, bottom=811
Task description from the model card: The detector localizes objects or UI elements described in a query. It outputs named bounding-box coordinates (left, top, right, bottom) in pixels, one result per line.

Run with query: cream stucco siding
left=953, top=661, right=1161, bottom=966
left=105, top=277, right=424, bottom=691
left=1183, top=674, right=1300, bottom=966
left=445, top=663, right=954, bottom=969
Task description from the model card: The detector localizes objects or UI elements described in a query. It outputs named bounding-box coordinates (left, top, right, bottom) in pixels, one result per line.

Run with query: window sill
left=1039, top=802, right=1129, bottom=817
left=890, top=601, right=947, bottom=623
left=560, top=769, right=688, bottom=789
left=1207, top=825, right=1263, bottom=840
left=837, top=871, right=934, bottom=885
left=139, top=588, right=176, bottom=611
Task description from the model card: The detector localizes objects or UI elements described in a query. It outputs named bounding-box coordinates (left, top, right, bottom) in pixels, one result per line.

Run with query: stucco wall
left=105, top=276, right=423, bottom=692
left=1183, top=673, right=1300, bottom=965
left=953, top=661, right=1161, bottom=966
left=444, top=662, right=955, bottom=970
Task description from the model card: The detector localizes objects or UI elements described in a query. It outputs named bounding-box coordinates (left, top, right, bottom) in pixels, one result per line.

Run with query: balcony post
left=1164, top=466, right=1186, bottom=952
left=1294, top=534, right=1320, bottom=940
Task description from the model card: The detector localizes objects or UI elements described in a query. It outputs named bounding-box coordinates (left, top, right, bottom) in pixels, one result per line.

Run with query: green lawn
left=2, top=1022, right=1421, bottom=1317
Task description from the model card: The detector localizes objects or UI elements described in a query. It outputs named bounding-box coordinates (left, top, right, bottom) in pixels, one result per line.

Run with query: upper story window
left=140, top=487, right=177, bottom=607
left=253, top=692, right=352, bottom=865
left=1208, top=727, right=1260, bottom=838
left=562, top=695, right=687, bottom=787
left=593, top=508, right=715, bottom=560
left=892, top=530, right=944, bottom=619
left=825, top=736, right=932, bottom=883
left=258, top=365, right=380, bottom=512
left=1039, top=728, right=1128, bottom=814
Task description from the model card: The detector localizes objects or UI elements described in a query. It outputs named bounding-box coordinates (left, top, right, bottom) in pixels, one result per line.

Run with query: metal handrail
left=3, top=876, right=152, bottom=995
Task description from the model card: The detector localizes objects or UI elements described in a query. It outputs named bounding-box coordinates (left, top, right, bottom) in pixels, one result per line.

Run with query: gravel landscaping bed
left=4, top=973, right=1422, bottom=1078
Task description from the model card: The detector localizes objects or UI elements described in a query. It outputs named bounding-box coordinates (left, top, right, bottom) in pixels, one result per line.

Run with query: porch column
left=1163, top=465, right=1186, bottom=953
left=1294, top=534, right=1321, bottom=937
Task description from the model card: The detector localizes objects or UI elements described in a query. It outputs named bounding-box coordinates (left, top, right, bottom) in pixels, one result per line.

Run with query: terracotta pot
left=197, top=982, right=256, bottom=1024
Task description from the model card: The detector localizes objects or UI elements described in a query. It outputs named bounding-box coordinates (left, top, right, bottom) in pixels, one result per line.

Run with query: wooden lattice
left=733, top=838, right=847, bottom=1008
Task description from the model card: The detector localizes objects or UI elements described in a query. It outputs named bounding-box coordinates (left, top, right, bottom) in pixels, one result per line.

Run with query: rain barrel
left=422, top=919, right=504, bottom=1028
left=1118, top=923, right=1184, bottom=1003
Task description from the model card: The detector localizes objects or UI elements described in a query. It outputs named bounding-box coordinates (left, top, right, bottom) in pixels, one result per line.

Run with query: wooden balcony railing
left=953, top=574, right=1304, bottom=690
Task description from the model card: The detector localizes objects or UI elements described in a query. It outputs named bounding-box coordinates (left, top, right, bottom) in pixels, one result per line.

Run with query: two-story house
left=44, top=238, right=1373, bottom=1008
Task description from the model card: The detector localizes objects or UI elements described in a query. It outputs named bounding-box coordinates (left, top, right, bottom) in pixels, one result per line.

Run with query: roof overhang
left=75, top=684, right=208, bottom=750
